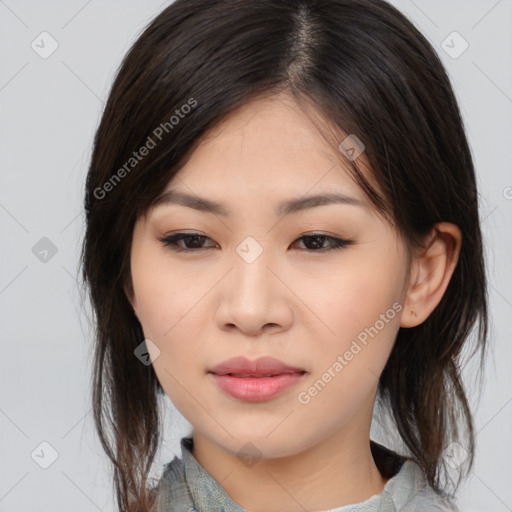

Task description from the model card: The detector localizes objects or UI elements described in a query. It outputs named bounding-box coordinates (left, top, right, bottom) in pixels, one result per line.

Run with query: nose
left=215, top=241, right=294, bottom=337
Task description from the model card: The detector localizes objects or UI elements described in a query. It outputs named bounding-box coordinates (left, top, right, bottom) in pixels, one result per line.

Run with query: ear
left=400, top=222, right=462, bottom=328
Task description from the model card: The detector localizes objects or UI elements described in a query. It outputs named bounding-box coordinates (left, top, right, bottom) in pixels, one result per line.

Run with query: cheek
left=130, top=245, right=199, bottom=339
left=131, top=263, right=202, bottom=407
left=300, top=252, right=404, bottom=391
left=130, top=249, right=214, bottom=402
left=296, top=302, right=399, bottom=425
left=306, top=260, right=403, bottom=341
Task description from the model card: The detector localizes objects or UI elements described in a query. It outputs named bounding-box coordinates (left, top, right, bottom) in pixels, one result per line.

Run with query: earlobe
left=400, top=222, right=462, bottom=328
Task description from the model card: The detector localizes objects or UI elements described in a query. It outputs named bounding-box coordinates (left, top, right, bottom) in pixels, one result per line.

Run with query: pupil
left=308, top=235, right=323, bottom=249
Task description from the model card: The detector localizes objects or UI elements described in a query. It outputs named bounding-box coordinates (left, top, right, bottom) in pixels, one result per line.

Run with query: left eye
left=294, top=234, right=352, bottom=251
left=157, top=232, right=352, bottom=252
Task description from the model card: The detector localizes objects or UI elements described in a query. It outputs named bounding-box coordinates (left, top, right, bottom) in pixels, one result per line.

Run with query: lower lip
left=210, top=372, right=306, bottom=402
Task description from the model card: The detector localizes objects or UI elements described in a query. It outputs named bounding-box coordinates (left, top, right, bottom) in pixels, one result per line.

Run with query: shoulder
left=370, top=441, right=460, bottom=512
left=149, top=455, right=196, bottom=512
left=402, top=490, right=460, bottom=511
left=390, top=460, right=460, bottom=512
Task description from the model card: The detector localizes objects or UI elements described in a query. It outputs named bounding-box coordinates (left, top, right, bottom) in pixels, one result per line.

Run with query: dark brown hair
left=80, top=0, right=488, bottom=510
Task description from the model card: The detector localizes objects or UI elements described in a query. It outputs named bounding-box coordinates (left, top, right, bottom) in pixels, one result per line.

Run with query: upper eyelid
left=157, top=231, right=353, bottom=249
left=159, top=230, right=345, bottom=240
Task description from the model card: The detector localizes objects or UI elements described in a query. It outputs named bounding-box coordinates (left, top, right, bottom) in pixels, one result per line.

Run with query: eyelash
left=157, top=232, right=353, bottom=253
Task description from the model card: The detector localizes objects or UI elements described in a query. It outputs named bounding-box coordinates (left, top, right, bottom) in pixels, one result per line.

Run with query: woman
left=80, top=0, right=488, bottom=510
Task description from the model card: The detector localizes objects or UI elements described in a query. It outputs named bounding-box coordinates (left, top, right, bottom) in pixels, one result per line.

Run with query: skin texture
left=127, top=93, right=462, bottom=512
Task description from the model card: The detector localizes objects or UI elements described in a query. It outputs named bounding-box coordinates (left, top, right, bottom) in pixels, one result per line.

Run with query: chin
left=214, top=432, right=305, bottom=461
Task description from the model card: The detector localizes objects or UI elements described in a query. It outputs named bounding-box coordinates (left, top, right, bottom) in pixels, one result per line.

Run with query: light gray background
left=1, top=1, right=511, bottom=510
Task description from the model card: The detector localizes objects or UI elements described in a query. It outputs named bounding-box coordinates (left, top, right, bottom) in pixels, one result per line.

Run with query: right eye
left=157, top=232, right=219, bottom=252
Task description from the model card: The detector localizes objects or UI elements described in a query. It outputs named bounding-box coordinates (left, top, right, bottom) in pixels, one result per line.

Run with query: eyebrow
left=151, top=189, right=364, bottom=217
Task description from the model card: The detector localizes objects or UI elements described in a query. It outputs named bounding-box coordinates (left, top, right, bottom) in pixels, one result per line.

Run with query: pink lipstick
left=209, top=356, right=306, bottom=402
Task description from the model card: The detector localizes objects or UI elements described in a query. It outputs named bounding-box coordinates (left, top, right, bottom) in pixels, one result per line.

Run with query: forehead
left=165, top=93, right=375, bottom=203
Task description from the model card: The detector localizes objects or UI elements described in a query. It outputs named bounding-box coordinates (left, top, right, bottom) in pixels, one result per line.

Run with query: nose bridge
left=216, top=234, right=286, bottom=330
left=231, top=235, right=274, bottom=296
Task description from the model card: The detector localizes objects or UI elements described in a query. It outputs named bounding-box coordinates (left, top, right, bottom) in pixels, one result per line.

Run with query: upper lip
left=209, top=356, right=306, bottom=376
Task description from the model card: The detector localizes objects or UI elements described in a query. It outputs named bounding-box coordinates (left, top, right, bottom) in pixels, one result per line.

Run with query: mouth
left=209, top=370, right=307, bottom=402
left=214, top=371, right=306, bottom=378
left=209, top=355, right=306, bottom=377
left=208, top=356, right=307, bottom=402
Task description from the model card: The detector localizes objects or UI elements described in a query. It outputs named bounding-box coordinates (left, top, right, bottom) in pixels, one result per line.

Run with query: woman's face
left=128, top=93, right=411, bottom=459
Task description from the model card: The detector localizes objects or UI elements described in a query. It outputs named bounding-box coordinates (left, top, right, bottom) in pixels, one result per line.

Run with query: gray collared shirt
left=151, top=437, right=459, bottom=512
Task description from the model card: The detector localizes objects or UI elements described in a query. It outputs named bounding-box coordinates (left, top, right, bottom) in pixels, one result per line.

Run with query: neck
left=192, top=423, right=388, bottom=512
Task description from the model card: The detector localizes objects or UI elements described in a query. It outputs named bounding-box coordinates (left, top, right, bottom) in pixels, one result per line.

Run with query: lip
left=208, top=356, right=306, bottom=402
left=209, top=356, right=305, bottom=376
